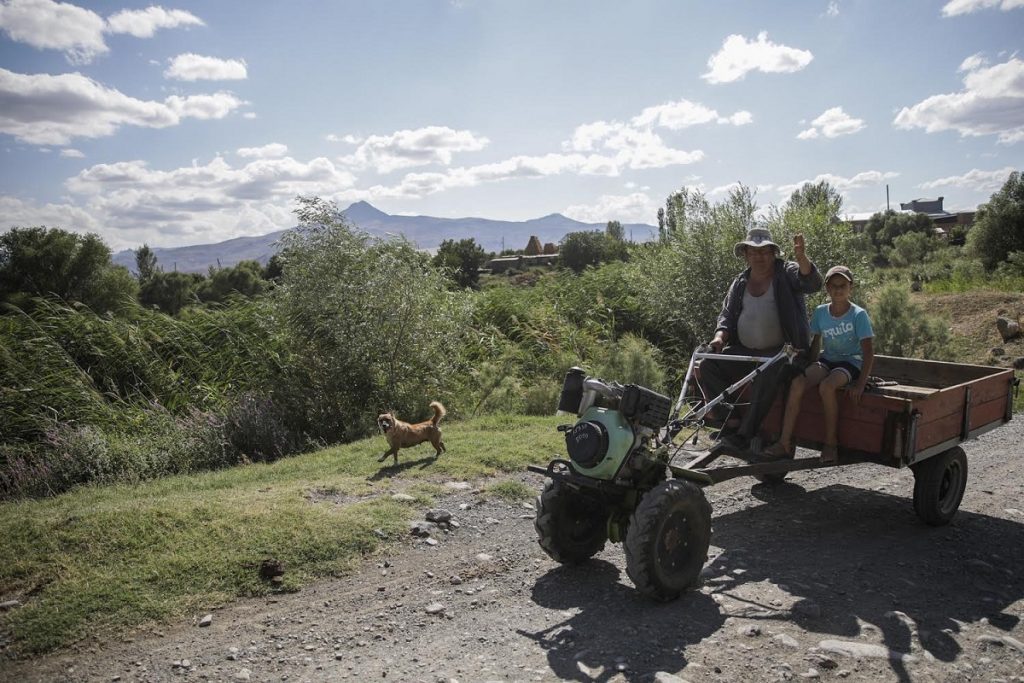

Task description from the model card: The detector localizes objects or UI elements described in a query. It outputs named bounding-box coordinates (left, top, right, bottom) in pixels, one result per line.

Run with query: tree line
left=1, top=171, right=1021, bottom=498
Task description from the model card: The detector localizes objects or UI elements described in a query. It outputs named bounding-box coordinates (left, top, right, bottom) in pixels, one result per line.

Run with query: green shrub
left=522, top=380, right=559, bottom=416
left=594, top=334, right=667, bottom=393
left=870, top=283, right=952, bottom=360
left=223, top=393, right=301, bottom=463
left=0, top=411, right=237, bottom=499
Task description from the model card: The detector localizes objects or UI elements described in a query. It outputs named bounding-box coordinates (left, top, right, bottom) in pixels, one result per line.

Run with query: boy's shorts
left=815, top=358, right=860, bottom=383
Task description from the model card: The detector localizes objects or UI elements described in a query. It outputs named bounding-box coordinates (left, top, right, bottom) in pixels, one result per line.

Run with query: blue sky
left=1, top=0, right=1023, bottom=251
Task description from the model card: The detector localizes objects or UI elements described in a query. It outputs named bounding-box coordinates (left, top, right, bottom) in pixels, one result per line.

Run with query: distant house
left=485, top=235, right=559, bottom=273
left=899, top=197, right=975, bottom=238
left=842, top=196, right=976, bottom=239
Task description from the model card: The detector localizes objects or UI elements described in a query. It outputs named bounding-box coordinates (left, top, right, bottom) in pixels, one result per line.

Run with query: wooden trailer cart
left=677, top=354, right=1019, bottom=525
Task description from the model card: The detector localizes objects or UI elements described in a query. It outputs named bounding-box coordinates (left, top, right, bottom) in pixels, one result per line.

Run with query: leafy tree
left=432, top=238, right=489, bottom=289
left=967, top=170, right=1024, bottom=270
left=134, top=244, right=158, bottom=282
left=262, top=253, right=284, bottom=281
left=884, top=231, right=938, bottom=268
left=785, top=181, right=843, bottom=218
left=606, top=220, right=625, bottom=241
left=272, top=195, right=468, bottom=442
left=559, top=230, right=628, bottom=273
left=863, top=210, right=934, bottom=251
left=139, top=270, right=201, bottom=315
left=196, top=260, right=267, bottom=304
left=643, top=186, right=753, bottom=355
left=0, top=226, right=134, bottom=314
left=88, top=265, right=140, bottom=314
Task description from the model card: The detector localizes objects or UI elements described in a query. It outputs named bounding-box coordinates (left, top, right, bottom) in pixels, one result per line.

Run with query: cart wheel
left=911, top=446, right=968, bottom=526
left=624, top=480, right=712, bottom=601
left=534, top=480, right=608, bottom=564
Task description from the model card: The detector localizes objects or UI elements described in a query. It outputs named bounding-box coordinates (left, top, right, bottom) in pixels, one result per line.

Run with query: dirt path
left=5, top=419, right=1024, bottom=683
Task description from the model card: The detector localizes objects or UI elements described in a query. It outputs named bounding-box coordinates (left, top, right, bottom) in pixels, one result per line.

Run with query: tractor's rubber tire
left=534, top=480, right=609, bottom=564
left=911, top=446, right=968, bottom=526
left=624, top=480, right=712, bottom=601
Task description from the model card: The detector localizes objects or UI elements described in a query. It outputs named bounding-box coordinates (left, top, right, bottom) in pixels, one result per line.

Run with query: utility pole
left=886, top=184, right=890, bottom=212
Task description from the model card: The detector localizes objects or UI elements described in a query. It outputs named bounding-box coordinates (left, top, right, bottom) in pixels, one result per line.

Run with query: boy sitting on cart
left=764, top=265, right=875, bottom=462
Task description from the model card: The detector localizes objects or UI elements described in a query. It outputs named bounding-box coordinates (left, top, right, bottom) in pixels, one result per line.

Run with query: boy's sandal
left=763, top=441, right=794, bottom=459
left=820, top=445, right=839, bottom=463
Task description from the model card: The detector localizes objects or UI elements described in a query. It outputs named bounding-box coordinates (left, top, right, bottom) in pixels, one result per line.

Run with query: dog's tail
left=429, top=401, right=446, bottom=425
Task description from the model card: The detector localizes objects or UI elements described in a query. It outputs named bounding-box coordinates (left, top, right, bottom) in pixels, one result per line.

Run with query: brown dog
left=377, top=401, right=446, bottom=464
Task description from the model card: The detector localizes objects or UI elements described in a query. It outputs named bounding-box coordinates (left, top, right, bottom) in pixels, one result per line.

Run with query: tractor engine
left=557, top=367, right=672, bottom=483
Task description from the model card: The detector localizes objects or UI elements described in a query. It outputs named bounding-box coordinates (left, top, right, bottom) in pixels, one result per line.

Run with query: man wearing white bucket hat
left=700, top=227, right=822, bottom=455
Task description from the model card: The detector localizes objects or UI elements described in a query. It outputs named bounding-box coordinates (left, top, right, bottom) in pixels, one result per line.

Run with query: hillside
left=111, top=201, right=657, bottom=273
left=917, top=289, right=1024, bottom=367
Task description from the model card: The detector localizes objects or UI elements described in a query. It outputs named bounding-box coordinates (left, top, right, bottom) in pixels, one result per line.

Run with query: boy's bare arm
left=849, top=337, right=875, bottom=404
left=807, top=334, right=821, bottom=361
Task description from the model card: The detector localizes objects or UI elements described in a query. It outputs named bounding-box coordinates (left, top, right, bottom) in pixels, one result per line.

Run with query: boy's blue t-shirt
left=810, top=302, right=874, bottom=369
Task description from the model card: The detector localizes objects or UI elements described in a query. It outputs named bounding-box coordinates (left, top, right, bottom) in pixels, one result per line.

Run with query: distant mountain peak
left=343, top=200, right=389, bottom=221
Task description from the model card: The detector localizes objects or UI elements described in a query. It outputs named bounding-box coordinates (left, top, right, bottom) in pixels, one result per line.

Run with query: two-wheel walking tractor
left=528, top=348, right=1019, bottom=601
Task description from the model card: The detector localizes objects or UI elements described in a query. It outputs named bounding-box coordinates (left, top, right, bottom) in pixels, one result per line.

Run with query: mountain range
left=112, top=201, right=657, bottom=273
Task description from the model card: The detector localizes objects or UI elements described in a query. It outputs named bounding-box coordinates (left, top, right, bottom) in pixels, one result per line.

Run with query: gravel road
left=5, top=417, right=1024, bottom=683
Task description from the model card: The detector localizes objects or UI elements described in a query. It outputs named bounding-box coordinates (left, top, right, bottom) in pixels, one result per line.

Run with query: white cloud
left=631, top=98, right=752, bottom=129
left=827, top=1, right=840, bottom=16
left=797, top=106, right=866, bottom=139
left=0, top=0, right=203, bottom=64
left=893, top=57, right=1024, bottom=144
left=565, top=122, right=703, bottom=170
left=0, top=194, right=103, bottom=235
left=563, top=192, right=658, bottom=226
left=0, top=0, right=107, bottom=64
left=60, top=147, right=83, bottom=158
left=67, top=155, right=355, bottom=201
left=362, top=152, right=625, bottom=200
left=941, top=0, right=1024, bottom=17
left=338, top=125, right=490, bottom=173
left=0, top=68, right=246, bottom=145
left=50, top=155, right=356, bottom=247
left=918, top=166, right=1016, bottom=192
left=242, top=112, right=257, bottom=120
left=105, top=6, right=203, bottom=37
left=164, top=54, right=247, bottom=81
left=777, top=170, right=899, bottom=197
left=237, top=143, right=288, bottom=159
left=563, top=99, right=729, bottom=172
left=959, top=52, right=989, bottom=72
left=722, top=110, right=753, bottom=126
left=702, top=31, right=814, bottom=84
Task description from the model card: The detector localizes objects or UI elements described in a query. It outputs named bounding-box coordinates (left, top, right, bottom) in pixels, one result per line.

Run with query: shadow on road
left=520, top=559, right=724, bottom=682
left=521, top=483, right=1023, bottom=682
left=707, top=482, right=1024, bottom=682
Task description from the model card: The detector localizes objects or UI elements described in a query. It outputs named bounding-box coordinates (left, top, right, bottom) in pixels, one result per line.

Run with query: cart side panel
left=910, top=368, right=1015, bottom=454
left=910, top=386, right=967, bottom=453
left=761, top=391, right=910, bottom=462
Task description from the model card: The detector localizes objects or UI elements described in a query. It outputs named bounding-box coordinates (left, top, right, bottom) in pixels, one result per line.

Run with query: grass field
left=0, top=413, right=563, bottom=655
